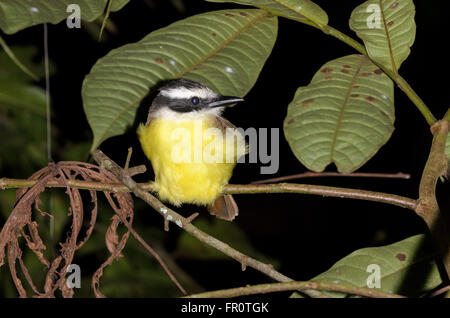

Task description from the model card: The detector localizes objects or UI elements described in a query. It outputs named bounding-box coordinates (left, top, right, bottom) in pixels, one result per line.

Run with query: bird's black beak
left=208, top=96, right=244, bottom=108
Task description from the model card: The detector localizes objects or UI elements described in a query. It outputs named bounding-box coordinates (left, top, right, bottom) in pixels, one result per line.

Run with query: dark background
left=1, top=0, right=449, bottom=297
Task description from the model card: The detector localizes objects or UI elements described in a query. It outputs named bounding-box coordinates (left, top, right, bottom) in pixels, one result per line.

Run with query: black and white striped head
left=148, top=79, right=243, bottom=119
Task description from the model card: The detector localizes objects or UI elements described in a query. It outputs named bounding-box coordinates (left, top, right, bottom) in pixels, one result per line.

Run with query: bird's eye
left=191, top=96, right=200, bottom=105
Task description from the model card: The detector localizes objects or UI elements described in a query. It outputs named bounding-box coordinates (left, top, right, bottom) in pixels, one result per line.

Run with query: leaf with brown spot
left=321, top=67, right=333, bottom=74
left=365, top=96, right=378, bottom=103
left=296, top=235, right=444, bottom=298
left=284, top=54, right=395, bottom=173
left=350, top=0, right=416, bottom=73
left=302, top=98, right=315, bottom=106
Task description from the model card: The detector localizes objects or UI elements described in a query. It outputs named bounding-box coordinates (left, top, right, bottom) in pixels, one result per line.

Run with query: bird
left=137, top=78, right=247, bottom=221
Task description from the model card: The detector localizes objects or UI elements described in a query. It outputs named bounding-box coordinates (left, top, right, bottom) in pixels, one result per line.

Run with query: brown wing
left=208, top=194, right=239, bottom=221
left=214, top=115, right=237, bottom=132
left=209, top=116, right=244, bottom=222
left=145, top=107, right=159, bottom=125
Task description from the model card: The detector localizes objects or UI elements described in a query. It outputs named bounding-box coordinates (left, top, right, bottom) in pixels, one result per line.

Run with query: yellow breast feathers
left=138, top=115, right=246, bottom=206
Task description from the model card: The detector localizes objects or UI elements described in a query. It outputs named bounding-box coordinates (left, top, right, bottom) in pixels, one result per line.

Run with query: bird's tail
left=208, top=194, right=239, bottom=221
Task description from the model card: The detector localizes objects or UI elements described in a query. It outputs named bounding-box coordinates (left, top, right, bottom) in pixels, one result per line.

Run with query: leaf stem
left=443, top=107, right=450, bottom=122
left=98, top=0, right=113, bottom=41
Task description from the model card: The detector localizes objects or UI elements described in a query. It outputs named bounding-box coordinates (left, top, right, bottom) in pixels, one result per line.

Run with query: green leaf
left=306, top=234, right=443, bottom=298
left=110, top=0, right=130, bottom=12
left=284, top=54, right=394, bottom=173
left=207, top=0, right=328, bottom=26
left=82, top=9, right=278, bottom=151
left=0, top=0, right=130, bottom=34
left=349, top=0, right=416, bottom=73
left=175, top=219, right=280, bottom=268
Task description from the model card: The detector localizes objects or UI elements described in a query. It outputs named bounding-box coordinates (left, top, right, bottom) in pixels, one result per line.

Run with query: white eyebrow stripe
left=160, top=87, right=216, bottom=99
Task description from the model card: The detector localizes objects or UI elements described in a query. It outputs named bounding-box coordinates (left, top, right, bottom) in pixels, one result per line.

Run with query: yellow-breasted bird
left=137, top=79, right=247, bottom=221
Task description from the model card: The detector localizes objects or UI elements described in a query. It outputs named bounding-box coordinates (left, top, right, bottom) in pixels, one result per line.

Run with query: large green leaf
left=284, top=54, right=394, bottom=173
left=349, top=0, right=416, bottom=73
left=207, top=0, right=328, bottom=26
left=82, top=9, right=278, bottom=151
left=306, top=234, right=443, bottom=297
left=0, top=0, right=130, bottom=34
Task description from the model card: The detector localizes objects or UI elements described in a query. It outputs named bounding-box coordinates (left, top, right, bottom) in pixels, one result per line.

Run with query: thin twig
left=186, top=281, right=404, bottom=298
left=429, top=285, right=450, bottom=298
left=252, top=172, right=411, bottom=184
left=124, top=147, right=133, bottom=171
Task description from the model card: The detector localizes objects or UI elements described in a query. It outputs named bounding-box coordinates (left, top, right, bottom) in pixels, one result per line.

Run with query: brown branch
left=186, top=281, right=404, bottom=298
left=91, top=150, right=324, bottom=298
left=416, top=113, right=450, bottom=277
left=225, top=184, right=417, bottom=211
left=0, top=179, right=418, bottom=211
left=252, top=172, right=411, bottom=184
left=0, top=177, right=155, bottom=193
left=429, top=284, right=450, bottom=298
